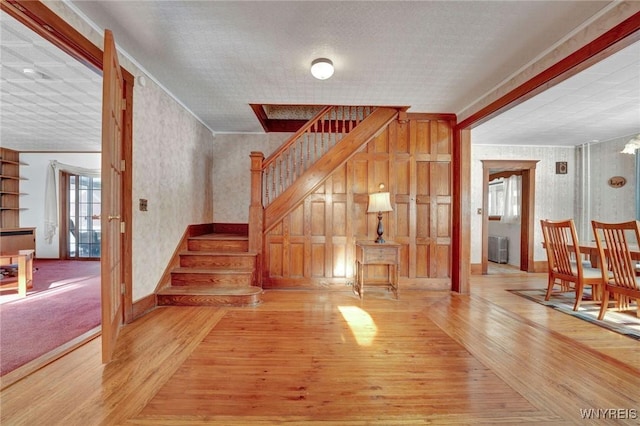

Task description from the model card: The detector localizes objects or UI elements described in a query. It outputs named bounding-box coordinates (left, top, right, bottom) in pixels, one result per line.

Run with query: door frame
left=2, top=1, right=134, bottom=322
left=453, top=12, right=640, bottom=293
left=480, top=160, right=538, bottom=274
left=59, top=171, right=102, bottom=260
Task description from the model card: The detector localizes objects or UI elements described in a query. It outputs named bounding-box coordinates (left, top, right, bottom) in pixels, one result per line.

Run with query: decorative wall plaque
left=555, top=161, right=567, bottom=174
left=607, top=176, right=626, bottom=188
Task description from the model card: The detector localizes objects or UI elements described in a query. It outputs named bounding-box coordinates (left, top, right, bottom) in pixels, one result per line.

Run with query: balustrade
left=261, top=105, right=374, bottom=206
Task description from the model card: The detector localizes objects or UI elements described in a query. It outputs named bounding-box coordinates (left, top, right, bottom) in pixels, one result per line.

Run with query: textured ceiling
left=473, top=39, right=640, bottom=146
left=1, top=1, right=638, bottom=153
left=1, top=11, right=102, bottom=152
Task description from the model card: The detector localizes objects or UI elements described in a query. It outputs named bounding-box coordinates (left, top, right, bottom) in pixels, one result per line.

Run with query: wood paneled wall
left=263, top=114, right=454, bottom=291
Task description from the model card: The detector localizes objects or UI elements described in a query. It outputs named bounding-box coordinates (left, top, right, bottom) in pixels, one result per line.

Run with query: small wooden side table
left=0, top=249, right=35, bottom=298
left=354, top=241, right=400, bottom=299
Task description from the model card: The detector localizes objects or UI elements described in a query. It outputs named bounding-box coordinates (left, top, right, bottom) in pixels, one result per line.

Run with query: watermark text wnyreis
left=580, top=408, right=637, bottom=420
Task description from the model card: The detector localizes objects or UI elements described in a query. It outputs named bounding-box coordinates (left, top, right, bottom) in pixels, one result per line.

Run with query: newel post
left=249, top=151, right=265, bottom=286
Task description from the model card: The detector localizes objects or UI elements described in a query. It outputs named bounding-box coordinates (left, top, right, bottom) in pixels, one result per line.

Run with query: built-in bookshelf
left=0, top=147, right=35, bottom=254
left=0, top=147, right=28, bottom=229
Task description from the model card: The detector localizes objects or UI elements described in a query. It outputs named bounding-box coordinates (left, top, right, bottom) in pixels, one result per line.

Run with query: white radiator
left=488, top=236, right=508, bottom=264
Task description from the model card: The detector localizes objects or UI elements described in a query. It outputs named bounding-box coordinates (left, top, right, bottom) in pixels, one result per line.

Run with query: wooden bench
left=0, top=249, right=35, bottom=297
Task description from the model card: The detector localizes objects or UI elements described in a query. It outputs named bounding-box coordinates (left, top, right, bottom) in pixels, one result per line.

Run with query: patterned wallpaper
left=471, top=144, right=576, bottom=263
left=131, top=79, right=215, bottom=299
left=578, top=136, right=636, bottom=241
left=211, top=133, right=290, bottom=223
left=471, top=139, right=637, bottom=264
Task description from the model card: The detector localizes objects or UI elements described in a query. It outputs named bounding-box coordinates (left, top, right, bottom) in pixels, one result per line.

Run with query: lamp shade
left=367, top=192, right=392, bottom=213
left=310, top=58, right=334, bottom=80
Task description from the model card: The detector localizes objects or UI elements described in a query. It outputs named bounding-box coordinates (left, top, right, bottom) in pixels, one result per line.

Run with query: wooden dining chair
left=540, top=219, right=603, bottom=311
left=591, top=220, right=640, bottom=320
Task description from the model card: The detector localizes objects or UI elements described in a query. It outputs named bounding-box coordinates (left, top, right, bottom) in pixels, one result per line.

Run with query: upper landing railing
left=260, top=105, right=375, bottom=207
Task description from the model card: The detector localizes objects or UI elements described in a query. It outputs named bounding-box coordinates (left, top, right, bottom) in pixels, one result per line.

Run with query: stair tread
left=172, top=267, right=253, bottom=274
left=190, top=233, right=248, bottom=241
left=180, top=250, right=257, bottom=256
left=158, top=286, right=262, bottom=296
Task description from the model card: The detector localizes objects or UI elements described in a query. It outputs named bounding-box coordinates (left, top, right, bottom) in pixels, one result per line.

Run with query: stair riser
left=171, top=273, right=253, bottom=287
left=157, top=293, right=261, bottom=307
left=188, top=240, right=248, bottom=252
left=180, top=255, right=255, bottom=269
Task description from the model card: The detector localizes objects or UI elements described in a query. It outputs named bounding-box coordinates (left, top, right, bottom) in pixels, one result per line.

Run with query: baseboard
left=471, top=263, right=482, bottom=275
left=262, top=277, right=451, bottom=292
left=131, top=293, right=157, bottom=321
left=533, top=260, right=548, bottom=273
left=152, top=223, right=216, bottom=295
left=471, top=262, right=546, bottom=274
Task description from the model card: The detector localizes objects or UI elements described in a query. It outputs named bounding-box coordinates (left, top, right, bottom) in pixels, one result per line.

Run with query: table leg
left=358, top=261, right=363, bottom=299
left=353, top=261, right=362, bottom=298
left=391, top=264, right=398, bottom=299
left=17, top=255, right=26, bottom=298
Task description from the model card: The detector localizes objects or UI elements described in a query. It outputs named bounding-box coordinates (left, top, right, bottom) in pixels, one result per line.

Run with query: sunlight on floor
left=338, top=305, right=378, bottom=346
left=0, top=278, right=93, bottom=305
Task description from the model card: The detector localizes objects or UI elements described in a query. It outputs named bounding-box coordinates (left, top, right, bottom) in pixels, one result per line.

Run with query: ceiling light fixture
left=310, top=58, right=334, bottom=80
left=23, top=68, right=48, bottom=80
left=622, top=134, right=640, bottom=154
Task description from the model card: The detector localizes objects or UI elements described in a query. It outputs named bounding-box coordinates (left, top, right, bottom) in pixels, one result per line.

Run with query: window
left=502, top=175, right=521, bottom=223
left=68, top=174, right=101, bottom=258
left=488, top=179, right=505, bottom=218
left=488, top=175, right=521, bottom=223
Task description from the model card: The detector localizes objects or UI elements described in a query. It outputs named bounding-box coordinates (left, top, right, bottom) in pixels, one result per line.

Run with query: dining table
left=541, top=241, right=640, bottom=267
left=576, top=242, right=640, bottom=268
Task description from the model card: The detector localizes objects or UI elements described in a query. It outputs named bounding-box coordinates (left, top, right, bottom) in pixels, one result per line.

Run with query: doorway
left=62, top=172, right=102, bottom=259
left=1, top=0, right=133, bottom=384
left=481, top=160, right=539, bottom=274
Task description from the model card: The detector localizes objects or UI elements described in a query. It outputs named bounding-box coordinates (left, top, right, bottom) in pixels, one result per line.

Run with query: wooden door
left=101, top=29, right=124, bottom=363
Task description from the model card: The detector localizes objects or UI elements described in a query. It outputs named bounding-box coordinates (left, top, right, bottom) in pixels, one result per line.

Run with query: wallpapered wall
left=471, top=138, right=637, bottom=265
left=578, top=136, right=637, bottom=241
left=132, top=79, right=215, bottom=300
left=211, top=133, right=290, bottom=223
left=470, top=144, right=576, bottom=264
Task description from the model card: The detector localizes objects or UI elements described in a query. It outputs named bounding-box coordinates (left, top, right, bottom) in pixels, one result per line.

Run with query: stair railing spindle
left=259, top=105, right=382, bottom=208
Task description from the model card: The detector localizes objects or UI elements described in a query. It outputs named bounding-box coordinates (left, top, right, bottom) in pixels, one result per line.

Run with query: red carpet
left=0, top=260, right=101, bottom=376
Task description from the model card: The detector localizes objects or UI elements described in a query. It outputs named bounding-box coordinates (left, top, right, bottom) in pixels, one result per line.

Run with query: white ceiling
left=473, top=39, right=640, bottom=146
left=1, top=1, right=638, bottom=152
left=1, top=11, right=102, bottom=152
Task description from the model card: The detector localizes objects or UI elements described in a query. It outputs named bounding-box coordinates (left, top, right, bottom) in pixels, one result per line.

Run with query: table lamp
left=367, top=184, right=393, bottom=243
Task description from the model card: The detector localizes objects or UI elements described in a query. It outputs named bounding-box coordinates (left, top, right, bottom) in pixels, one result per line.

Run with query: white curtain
left=501, top=175, right=521, bottom=224
left=44, top=160, right=100, bottom=244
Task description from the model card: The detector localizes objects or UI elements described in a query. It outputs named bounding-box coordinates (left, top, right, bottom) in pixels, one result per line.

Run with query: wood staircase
left=157, top=229, right=262, bottom=307
left=156, top=106, right=402, bottom=307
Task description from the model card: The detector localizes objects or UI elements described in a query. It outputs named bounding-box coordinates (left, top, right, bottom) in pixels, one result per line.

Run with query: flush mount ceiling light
left=23, top=68, right=48, bottom=80
left=622, top=134, right=640, bottom=154
left=310, top=58, right=334, bottom=80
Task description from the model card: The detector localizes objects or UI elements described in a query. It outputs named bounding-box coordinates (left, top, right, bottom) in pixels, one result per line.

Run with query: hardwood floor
left=1, top=272, right=639, bottom=425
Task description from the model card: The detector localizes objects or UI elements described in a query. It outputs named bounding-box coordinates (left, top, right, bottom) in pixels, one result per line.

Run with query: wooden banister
left=261, top=106, right=377, bottom=207
left=264, top=107, right=399, bottom=232
left=263, top=106, right=333, bottom=170
left=249, top=151, right=264, bottom=286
